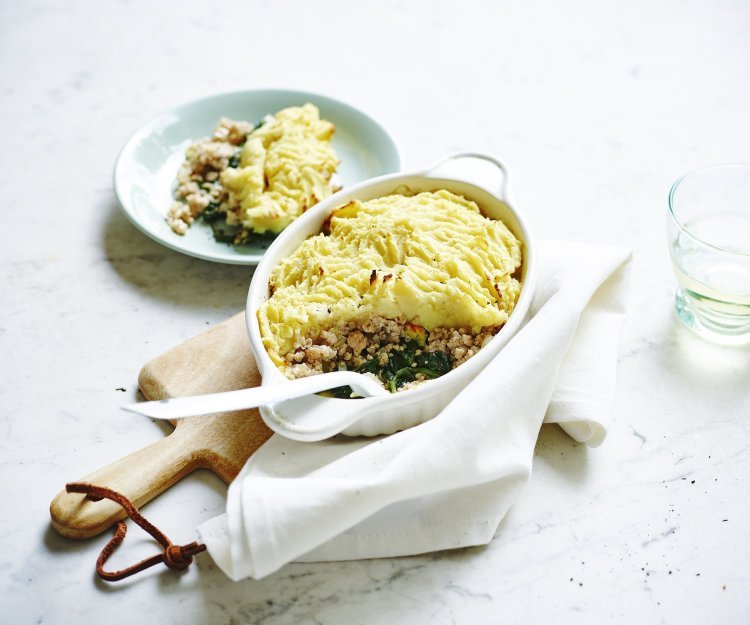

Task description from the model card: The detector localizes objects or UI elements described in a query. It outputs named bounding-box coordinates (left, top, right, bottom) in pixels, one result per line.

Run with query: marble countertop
left=2, top=0, right=749, bottom=623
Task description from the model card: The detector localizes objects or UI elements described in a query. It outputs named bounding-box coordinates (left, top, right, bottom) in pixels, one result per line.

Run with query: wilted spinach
left=354, top=338, right=453, bottom=393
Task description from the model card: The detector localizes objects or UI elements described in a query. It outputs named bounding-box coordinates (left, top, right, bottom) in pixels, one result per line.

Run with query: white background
left=1, top=0, right=749, bottom=623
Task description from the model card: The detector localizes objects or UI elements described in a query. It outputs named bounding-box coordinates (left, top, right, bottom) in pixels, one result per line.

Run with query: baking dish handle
left=422, top=152, right=508, bottom=200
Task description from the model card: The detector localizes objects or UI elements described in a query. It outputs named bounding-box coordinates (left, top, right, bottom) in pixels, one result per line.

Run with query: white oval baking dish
left=246, top=152, right=536, bottom=438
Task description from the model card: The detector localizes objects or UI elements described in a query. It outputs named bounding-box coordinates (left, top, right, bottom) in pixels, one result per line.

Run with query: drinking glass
left=667, top=164, right=750, bottom=345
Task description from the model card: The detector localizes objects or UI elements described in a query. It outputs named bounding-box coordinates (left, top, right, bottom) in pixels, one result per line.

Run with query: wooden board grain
left=50, top=313, right=272, bottom=539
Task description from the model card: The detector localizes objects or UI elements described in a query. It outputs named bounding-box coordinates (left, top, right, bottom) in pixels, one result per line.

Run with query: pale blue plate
left=113, top=90, right=401, bottom=264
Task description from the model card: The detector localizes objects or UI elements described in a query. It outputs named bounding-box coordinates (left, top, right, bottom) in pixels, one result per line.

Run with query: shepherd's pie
left=258, top=189, right=523, bottom=394
left=167, top=103, right=340, bottom=243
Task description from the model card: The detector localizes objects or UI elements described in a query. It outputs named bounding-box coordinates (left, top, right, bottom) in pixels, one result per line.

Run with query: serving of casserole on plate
left=114, top=89, right=400, bottom=265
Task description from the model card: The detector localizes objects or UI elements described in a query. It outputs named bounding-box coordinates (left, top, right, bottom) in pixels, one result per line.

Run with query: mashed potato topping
left=221, top=104, right=339, bottom=234
left=258, top=190, right=523, bottom=368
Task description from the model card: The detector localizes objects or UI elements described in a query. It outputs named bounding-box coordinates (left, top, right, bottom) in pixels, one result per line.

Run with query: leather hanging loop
left=65, top=482, right=206, bottom=582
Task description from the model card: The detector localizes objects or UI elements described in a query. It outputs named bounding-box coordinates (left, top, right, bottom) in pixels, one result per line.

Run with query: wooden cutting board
left=49, top=313, right=272, bottom=539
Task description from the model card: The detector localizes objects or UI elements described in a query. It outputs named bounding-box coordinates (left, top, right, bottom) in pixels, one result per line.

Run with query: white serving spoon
left=122, top=371, right=389, bottom=435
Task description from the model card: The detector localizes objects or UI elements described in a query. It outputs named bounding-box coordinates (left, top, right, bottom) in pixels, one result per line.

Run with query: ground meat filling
left=166, top=118, right=252, bottom=238
left=283, top=315, right=500, bottom=394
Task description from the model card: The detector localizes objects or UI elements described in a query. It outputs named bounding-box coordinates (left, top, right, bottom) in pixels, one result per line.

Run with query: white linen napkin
left=198, top=241, right=632, bottom=581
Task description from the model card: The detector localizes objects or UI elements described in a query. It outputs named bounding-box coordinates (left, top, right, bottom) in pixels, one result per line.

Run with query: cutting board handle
left=50, top=425, right=203, bottom=539
left=50, top=313, right=270, bottom=540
